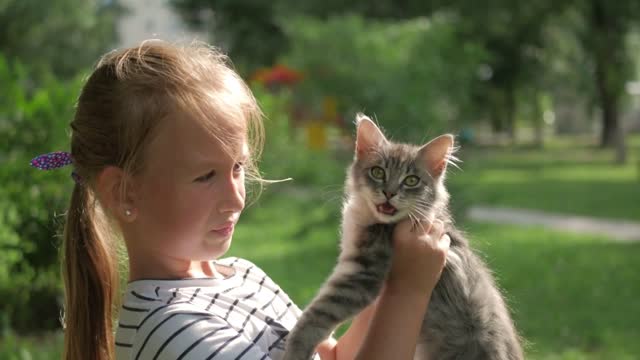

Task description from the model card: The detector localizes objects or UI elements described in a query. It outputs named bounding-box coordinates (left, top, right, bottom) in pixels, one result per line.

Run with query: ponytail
left=62, top=184, right=119, bottom=360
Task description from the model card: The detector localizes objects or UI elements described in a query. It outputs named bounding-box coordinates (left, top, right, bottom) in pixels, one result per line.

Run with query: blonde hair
left=61, top=40, right=264, bottom=360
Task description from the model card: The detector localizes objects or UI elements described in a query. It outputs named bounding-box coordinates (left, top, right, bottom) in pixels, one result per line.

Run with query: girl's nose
left=219, top=175, right=245, bottom=213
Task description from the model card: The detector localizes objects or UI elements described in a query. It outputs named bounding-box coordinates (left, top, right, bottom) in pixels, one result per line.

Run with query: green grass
left=465, top=222, right=640, bottom=360
left=449, top=135, right=640, bottom=221
left=230, top=195, right=640, bottom=359
left=230, top=192, right=344, bottom=304
left=4, top=193, right=639, bottom=360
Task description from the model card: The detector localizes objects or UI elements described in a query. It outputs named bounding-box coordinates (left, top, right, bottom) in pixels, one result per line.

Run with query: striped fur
left=282, top=222, right=394, bottom=360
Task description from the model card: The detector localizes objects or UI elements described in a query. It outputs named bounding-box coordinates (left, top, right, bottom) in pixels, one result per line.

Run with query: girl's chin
left=203, top=233, right=233, bottom=255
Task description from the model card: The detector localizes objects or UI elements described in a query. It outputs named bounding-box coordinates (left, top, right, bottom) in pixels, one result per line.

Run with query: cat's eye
left=370, top=166, right=386, bottom=180
left=403, top=175, right=420, bottom=187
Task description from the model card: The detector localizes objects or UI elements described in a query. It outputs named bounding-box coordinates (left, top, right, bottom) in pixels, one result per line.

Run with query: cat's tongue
left=377, top=202, right=397, bottom=215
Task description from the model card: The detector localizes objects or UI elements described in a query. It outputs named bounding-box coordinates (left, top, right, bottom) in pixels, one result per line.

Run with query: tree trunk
left=533, top=91, right=544, bottom=148
left=589, top=0, right=624, bottom=149
left=614, top=122, right=627, bottom=164
left=594, top=53, right=620, bottom=148
left=490, top=106, right=503, bottom=134
left=489, top=89, right=504, bottom=134
left=505, top=86, right=517, bottom=144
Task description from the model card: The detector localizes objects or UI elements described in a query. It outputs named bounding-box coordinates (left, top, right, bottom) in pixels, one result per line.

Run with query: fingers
left=430, top=219, right=445, bottom=238
left=440, top=234, right=451, bottom=267
left=417, top=218, right=444, bottom=238
left=396, top=217, right=449, bottom=245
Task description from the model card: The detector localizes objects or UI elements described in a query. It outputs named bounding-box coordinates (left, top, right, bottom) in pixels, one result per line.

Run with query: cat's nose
left=383, top=191, right=396, bottom=199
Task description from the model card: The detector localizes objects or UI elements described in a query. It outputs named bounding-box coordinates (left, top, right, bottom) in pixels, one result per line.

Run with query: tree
left=171, top=0, right=638, bottom=156
left=574, top=1, right=637, bottom=160
left=0, top=0, right=120, bottom=79
left=171, top=0, right=288, bottom=72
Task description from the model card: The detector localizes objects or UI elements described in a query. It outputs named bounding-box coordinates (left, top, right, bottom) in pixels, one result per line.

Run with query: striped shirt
left=115, top=257, right=320, bottom=360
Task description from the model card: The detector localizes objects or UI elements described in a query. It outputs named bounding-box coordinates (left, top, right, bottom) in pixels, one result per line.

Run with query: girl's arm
left=315, top=297, right=378, bottom=360
left=316, top=220, right=450, bottom=360
left=349, top=284, right=432, bottom=360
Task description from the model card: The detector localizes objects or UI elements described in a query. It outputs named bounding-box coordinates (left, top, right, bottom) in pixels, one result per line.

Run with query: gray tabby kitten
left=283, top=114, right=524, bottom=360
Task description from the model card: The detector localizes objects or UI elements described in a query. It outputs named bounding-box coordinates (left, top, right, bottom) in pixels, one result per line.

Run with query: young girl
left=41, top=40, right=449, bottom=359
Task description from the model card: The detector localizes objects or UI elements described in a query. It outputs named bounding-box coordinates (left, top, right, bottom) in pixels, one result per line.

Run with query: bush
left=0, top=54, right=81, bottom=333
left=251, top=84, right=347, bottom=192
left=0, top=330, right=63, bottom=360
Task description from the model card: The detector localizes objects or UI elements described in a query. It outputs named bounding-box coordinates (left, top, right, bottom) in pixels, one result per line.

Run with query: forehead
left=147, top=114, right=247, bottom=169
left=385, top=144, right=418, bottom=162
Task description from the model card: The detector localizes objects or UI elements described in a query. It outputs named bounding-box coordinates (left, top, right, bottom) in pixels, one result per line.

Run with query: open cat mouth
left=376, top=202, right=397, bottom=215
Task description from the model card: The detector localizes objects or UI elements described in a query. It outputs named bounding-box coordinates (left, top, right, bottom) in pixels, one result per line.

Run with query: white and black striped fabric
left=115, top=257, right=320, bottom=360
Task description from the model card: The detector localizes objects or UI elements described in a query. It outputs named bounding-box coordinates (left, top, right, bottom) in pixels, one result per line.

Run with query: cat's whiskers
left=446, top=145, right=463, bottom=171
left=411, top=206, right=431, bottom=222
left=321, top=191, right=348, bottom=207
left=414, top=200, right=435, bottom=215
left=407, top=212, right=420, bottom=230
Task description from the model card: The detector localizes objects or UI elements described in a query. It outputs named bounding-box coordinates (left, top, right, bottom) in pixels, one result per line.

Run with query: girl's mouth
left=376, top=202, right=397, bottom=215
left=211, top=223, right=235, bottom=237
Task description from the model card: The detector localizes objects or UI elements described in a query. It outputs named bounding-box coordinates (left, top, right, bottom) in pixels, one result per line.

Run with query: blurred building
left=116, top=0, right=209, bottom=48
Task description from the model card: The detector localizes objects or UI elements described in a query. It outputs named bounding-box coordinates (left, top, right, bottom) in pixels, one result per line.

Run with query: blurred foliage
left=0, top=0, right=120, bottom=80
left=281, top=14, right=487, bottom=142
left=0, top=330, right=63, bottom=359
left=0, top=54, right=81, bottom=332
left=171, top=0, right=288, bottom=72
left=251, top=85, right=347, bottom=189
left=173, top=0, right=640, bottom=152
left=0, top=0, right=119, bottom=335
left=572, top=1, right=640, bottom=147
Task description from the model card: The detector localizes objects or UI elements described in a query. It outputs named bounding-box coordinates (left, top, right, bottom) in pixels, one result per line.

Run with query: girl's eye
left=233, top=162, right=245, bottom=173
left=370, top=166, right=385, bottom=180
left=195, top=170, right=216, bottom=182
left=403, top=175, right=420, bottom=187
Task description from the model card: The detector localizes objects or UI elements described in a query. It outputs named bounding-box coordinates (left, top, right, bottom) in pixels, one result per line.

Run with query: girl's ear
left=355, top=113, right=387, bottom=159
left=418, top=134, right=455, bottom=178
left=96, top=166, right=138, bottom=222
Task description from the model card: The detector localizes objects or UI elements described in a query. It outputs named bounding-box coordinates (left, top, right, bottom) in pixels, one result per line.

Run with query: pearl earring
left=125, top=209, right=132, bottom=216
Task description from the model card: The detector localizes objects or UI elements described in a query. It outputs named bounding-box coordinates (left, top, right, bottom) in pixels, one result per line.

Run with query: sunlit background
left=1, top=0, right=639, bottom=358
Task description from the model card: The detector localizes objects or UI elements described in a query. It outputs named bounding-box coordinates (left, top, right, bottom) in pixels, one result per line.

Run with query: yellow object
left=306, top=120, right=327, bottom=150
left=322, top=96, right=337, bottom=122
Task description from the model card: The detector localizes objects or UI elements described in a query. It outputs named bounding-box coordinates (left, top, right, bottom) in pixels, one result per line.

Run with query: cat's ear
left=355, top=113, right=387, bottom=159
left=418, top=134, right=455, bottom=178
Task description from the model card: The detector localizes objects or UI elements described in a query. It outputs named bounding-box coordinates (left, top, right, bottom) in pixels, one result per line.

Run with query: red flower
left=252, top=64, right=303, bottom=86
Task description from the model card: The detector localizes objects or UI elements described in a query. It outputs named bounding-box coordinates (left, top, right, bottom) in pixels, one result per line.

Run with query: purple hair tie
left=30, top=151, right=83, bottom=184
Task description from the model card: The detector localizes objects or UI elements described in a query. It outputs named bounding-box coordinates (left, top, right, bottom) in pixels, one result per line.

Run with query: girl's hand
left=386, top=219, right=450, bottom=296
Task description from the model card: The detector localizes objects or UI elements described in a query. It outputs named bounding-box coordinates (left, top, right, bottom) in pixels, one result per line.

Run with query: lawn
left=449, top=135, right=640, bottom=221
left=230, top=194, right=640, bottom=360
left=4, top=193, right=638, bottom=360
